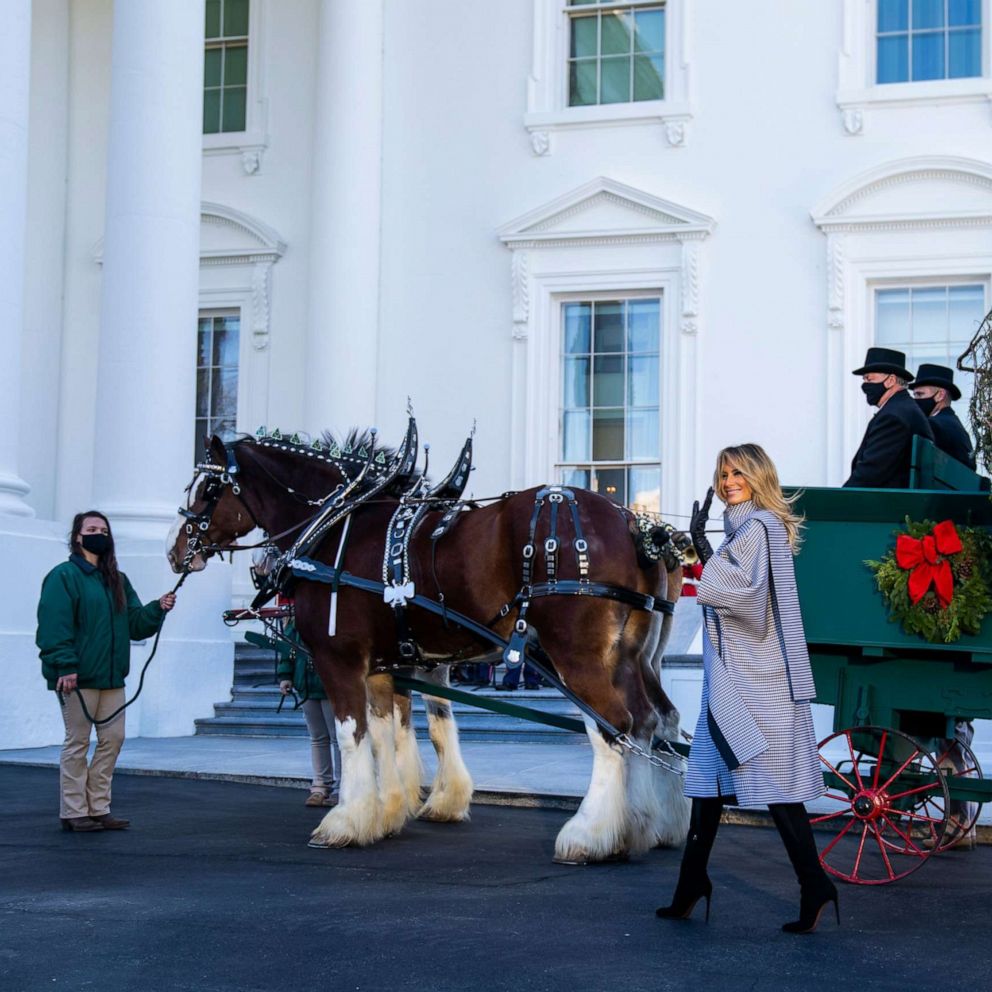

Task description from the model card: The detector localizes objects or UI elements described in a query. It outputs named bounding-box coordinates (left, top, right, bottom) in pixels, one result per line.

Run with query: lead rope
left=58, top=569, right=191, bottom=726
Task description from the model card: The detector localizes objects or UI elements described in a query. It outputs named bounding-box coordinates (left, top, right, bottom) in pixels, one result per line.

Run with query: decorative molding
left=842, top=108, right=863, bottom=136
left=826, top=234, right=845, bottom=329
left=250, top=260, right=273, bottom=350
left=529, top=129, right=551, bottom=156
left=241, top=147, right=264, bottom=175
left=679, top=237, right=700, bottom=326
left=511, top=250, right=530, bottom=330
left=665, top=118, right=688, bottom=147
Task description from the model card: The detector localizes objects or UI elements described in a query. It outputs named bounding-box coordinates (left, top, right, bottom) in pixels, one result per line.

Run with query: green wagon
left=792, top=440, right=992, bottom=884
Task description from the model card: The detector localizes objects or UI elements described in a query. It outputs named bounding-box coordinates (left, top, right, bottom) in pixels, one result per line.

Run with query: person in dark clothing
left=911, top=363, right=976, bottom=469
left=844, top=347, right=934, bottom=489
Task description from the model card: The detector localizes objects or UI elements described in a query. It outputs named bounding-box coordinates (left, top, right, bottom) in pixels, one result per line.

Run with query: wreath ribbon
left=895, top=519, right=962, bottom=608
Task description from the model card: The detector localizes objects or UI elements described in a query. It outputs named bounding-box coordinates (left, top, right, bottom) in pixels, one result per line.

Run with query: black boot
left=655, top=797, right=721, bottom=922
left=769, top=802, right=840, bottom=934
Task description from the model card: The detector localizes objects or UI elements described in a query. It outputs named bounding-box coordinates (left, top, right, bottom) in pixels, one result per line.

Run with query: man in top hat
left=844, top=347, right=934, bottom=488
left=911, top=363, right=976, bottom=470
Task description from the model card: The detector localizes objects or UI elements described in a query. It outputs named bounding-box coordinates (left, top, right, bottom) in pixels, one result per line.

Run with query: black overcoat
left=844, top=389, right=934, bottom=489
left=929, top=407, right=975, bottom=469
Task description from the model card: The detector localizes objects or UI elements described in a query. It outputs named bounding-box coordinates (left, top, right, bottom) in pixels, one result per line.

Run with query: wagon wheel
left=812, top=726, right=949, bottom=885
left=926, top=736, right=984, bottom=852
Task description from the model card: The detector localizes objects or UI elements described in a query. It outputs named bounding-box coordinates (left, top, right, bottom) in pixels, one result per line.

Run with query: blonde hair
left=713, top=443, right=805, bottom=551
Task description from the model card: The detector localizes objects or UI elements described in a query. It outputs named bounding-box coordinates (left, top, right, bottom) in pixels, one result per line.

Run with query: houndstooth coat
left=684, top=500, right=824, bottom=807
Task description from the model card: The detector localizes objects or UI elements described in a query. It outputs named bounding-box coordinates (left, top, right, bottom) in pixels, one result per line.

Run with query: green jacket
left=275, top=623, right=326, bottom=699
left=37, top=555, right=165, bottom=690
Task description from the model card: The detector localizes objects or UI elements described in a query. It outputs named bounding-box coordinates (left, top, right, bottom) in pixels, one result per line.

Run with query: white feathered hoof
left=308, top=795, right=386, bottom=848
left=553, top=810, right=629, bottom=865
left=418, top=774, right=473, bottom=823
left=650, top=762, right=690, bottom=848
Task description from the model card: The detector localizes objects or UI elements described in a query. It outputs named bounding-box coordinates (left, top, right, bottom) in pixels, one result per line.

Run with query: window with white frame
left=567, top=1, right=665, bottom=106
left=204, top=0, right=249, bottom=134
left=874, top=283, right=986, bottom=420
left=876, top=0, right=982, bottom=83
left=558, top=297, right=661, bottom=512
left=195, top=310, right=240, bottom=460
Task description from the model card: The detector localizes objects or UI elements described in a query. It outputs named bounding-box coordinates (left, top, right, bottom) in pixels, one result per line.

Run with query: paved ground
left=2, top=766, right=991, bottom=992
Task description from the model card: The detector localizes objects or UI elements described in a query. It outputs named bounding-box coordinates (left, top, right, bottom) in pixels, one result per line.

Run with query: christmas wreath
left=866, top=518, right=992, bottom=644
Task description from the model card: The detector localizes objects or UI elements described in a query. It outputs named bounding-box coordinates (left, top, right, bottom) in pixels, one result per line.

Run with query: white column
left=0, top=0, right=35, bottom=517
left=306, top=0, right=384, bottom=433
left=92, top=0, right=205, bottom=539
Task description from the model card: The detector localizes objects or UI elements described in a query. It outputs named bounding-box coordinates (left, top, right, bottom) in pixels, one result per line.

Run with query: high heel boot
left=655, top=797, right=722, bottom=922
left=769, top=802, right=840, bottom=934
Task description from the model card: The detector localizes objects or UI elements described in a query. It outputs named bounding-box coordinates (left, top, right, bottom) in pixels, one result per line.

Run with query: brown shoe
left=305, top=790, right=329, bottom=807
left=60, top=816, right=104, bottom=832
left=92, top=813, right=130, bottom=830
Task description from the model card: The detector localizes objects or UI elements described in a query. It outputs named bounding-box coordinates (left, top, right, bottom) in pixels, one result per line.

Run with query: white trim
left=499, top=177, right=713, bottom=518
left=201, top=0, right=269, bottom=172
left=524, top=0, right=692, bottom=154
left=836, top=0, right=992, bottom=135
left=812, top=157, right=992, bottom=481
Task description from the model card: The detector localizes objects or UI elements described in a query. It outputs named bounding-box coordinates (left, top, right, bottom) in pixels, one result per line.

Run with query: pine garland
left=866, top=517, right=992, bottom=644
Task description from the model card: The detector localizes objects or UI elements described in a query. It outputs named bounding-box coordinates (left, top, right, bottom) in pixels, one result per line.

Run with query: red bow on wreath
left=895, top=519, right=963, bottom=608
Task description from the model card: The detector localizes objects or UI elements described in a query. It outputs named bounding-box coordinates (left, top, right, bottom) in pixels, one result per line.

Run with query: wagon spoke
left=846, top=732, right=866, bottom=790
left=851, top=823, right=870, bottom=880
left=820, top=816, right=856, bottom=859
left=810, top=808, right=852, bottom=825
left=876, top=747, right=922, bottom=794
left=871, top=730, right=888, bottom=790
left=819, top=754, right=859, bottom=794
left=885, top=781, right=943, bottom=802
left=871, top=822, right=898, bottom=880
left=879, top=812, right=926, bottom=856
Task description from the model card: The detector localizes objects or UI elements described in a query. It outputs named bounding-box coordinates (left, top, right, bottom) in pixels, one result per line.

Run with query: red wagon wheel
left=927, top=736, right=984, bottom=851
left=812, top=726, right=949, bottom=885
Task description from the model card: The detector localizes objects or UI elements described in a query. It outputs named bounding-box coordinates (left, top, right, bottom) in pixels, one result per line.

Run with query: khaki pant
left=301, top=698, right=340, bottom=791
left=57, top=688, right=125, bottom=818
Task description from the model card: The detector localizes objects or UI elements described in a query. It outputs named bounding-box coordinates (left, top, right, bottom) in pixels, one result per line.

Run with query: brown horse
left=167, top=430, right=690, bottom=862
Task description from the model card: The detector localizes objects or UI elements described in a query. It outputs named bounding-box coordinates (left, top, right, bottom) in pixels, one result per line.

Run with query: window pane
left=222, top=86, right=247, bottom=131
left=911, top=287, right=949, bottom=343
left=224, top=44, right=248, bottom=85
left=564, top=357, right=591, bottom=408
left=627, top=408, right=659, bottom=460
left=224, top=0, right=250, bottom=37
left=628, top=466, right=661, bottom=513
left=196, top=370, right=210, bottom=417
left=600, top=56, right=631, bottom=103
left=204, top=47, right=222, bottom=87
left=628, top=298, right=660, bottom=351
left=593, top=355, right=624, bottom=406
left=593, top=409, right=624, bottom=460
left=203, top=89, right=221, bottom=133
left=633, top=54, right=664, bottom=101
left=564, top=303, right=592, bottom=353
left=912, top=0, right=944, bottom=29
left=948, top=285, right=985, bottom=340
left=912, top=30, right=945, bottom=80
left=195, top=419, right=210, bottom=459
left=205, top=0, right=221, bottom=39
left=601, top=11, right=632, bottom=55
left=212, top=318, right=240, bottom=366
left=877, top=34, right=909, bottom=82
left=876, top=289, right=910, bottom=344
left=594, top=301, right=625, bottom=352
left=569, top=59, right=597, bottom=106
left=570, top=15, right=597, bottom=58
left=211, top=368, right=238, bottom=419
left=878, top=0, right=909, bottom=31
left=594, top=466, right=625, bottom=505
left=634, top=9, right=665, bottom=52
left=197, top=321, right=212, bottom=366
left=563, top=410, right=591, bottom=461
left=949, top=28, right=981, bottom=77
left=568, top=0, right=599, bottom=5
left=949, top=0, right=981, bottom=26
left=562, top=467, right=590, bottom=490
left=628, top=356, right=659, bottom=407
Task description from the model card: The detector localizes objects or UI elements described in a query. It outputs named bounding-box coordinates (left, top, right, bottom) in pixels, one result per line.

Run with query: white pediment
left=498, top=177, right=714, bottom=246
left=812, top=157, right=992, bottom=230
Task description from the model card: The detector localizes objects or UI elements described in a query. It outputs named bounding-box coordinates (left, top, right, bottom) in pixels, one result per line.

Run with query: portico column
left=93, top=0, right=205, bottom=539
left=306, top=0, right=384, bottom=433
left=0, top=0, right=35, bottom=517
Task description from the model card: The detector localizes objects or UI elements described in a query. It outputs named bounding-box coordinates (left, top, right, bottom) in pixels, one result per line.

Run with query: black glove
left=690, top=487, right=715, bottom=565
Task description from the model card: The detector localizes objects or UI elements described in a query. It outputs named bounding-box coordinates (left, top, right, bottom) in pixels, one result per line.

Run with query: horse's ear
left=207, top=434, right=226, bottom=464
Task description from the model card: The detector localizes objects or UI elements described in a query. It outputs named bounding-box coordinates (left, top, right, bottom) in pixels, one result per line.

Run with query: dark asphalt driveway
left=1, top=765, right=989, bottom=992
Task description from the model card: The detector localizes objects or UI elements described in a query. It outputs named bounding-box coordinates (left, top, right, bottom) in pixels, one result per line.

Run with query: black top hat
left=912, top=363, right=962, bottom=401
left=852, top=347, right=913, bottom=381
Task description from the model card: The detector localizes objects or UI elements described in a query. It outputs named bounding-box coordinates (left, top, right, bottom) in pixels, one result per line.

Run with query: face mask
left=80, top=533, right=111, bottom=556
left=861, top=381, right=888, bottom=407
left=915, top=396, right=937, bottom=417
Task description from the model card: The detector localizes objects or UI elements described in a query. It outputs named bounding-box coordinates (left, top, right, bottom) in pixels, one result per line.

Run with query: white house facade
left=3, top=0, right=992, bottom=748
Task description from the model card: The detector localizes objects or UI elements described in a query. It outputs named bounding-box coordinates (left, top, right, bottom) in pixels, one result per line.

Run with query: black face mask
left=80, top=533, right=111, bottom=556
left=861, top=381, right=888, bottom=407
left=915, top=396, right=937, bottom=417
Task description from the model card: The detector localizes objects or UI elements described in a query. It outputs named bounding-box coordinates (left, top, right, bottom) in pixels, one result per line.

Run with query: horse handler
left=36, top=511, right=176, bottom=833
left=656, top=445, right=838, bottom=934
